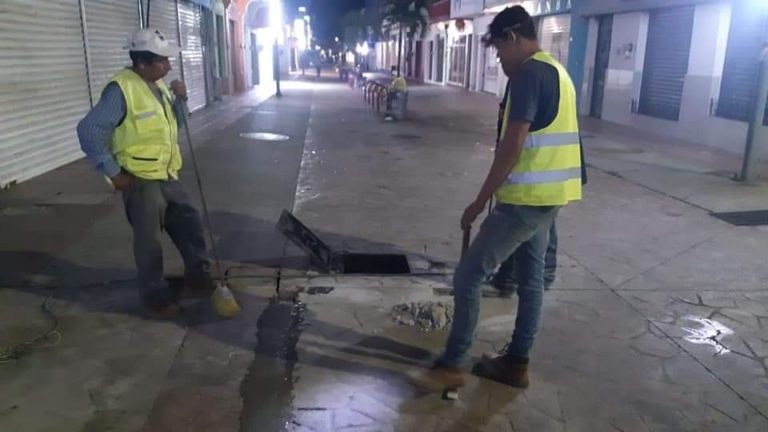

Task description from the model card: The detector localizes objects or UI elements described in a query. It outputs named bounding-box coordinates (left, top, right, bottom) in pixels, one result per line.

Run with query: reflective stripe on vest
left=110, top=69, right=181, bottom=181
left=523, top=132, right=580, bottom=149
left=495, top=52, right=582, bottom=206
left=506, top=167, right=582, bottom=184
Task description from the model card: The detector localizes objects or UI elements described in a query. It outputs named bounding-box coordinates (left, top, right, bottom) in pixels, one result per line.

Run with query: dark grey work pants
left=121, top=179, right=210, bottom=308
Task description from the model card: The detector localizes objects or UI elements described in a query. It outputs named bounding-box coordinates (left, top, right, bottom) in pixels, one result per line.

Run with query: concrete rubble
left=392, top=301, right=454, bottom=331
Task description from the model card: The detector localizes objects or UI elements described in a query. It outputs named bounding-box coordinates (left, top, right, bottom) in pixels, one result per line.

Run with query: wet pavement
left=2, top=76, right=768, bottom=431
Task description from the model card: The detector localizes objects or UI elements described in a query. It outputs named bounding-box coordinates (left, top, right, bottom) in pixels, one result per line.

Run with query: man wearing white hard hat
left=77, top=29, right=213, bottom=318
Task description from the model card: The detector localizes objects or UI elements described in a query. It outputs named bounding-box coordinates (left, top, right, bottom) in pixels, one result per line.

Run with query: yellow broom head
left=212, top=283, right=241, bottom=318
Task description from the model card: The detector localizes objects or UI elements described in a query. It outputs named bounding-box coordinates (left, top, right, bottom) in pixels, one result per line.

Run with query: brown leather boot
left=410, top=364, right=467, bottom=391
left=474, top=353, right=530, bottom=389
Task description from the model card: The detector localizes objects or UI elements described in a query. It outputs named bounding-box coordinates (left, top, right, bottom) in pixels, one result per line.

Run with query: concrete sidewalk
left=580, top=117, right=768, bottom=214
left=1, top=77, right=768, bottom=431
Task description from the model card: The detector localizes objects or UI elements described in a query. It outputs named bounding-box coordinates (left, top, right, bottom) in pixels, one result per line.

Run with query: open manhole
left=340, top=253, right=410, bottom=274
left=240, top=132, right=290, bottom=141
left=711, top=210, right=768, bottom=226
left=277, top=210, right=411, bottom=274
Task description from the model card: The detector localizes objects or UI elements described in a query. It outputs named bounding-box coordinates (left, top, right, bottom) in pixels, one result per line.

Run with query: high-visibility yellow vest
left=110, top=69, right=181, bottom=180
left=495, top=52, right=582, bottom=206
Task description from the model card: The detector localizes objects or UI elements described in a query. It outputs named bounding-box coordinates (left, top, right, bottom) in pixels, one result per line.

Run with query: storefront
left=538, top=12, right=571, bottom=65
left=0, top=0, right=219, bottom=188
left=579, top=0, right=768, bottom=157
left=450, top=0, right=484, bottom=89
left=424, top=22, right=449, bottom=84
left=479, top=0, right=573, bottom=96
left=447, top=20, right=474, bottom=87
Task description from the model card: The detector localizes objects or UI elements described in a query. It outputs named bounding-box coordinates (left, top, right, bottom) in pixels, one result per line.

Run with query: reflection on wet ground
left=240, top=297, right=306, bottom=432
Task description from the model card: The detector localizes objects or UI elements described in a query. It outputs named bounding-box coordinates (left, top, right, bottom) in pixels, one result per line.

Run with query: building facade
left=0, top=0, right=283, bottom=188
left=470, top=0, right=575, bottom=96
left=578, top=0, right=768, bottom=156
left=423, top=0, right=451, bottom=85
left=450, top=0, right=767, bottom=159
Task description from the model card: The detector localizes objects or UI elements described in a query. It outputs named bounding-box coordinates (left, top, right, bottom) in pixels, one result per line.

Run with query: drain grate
left=240, top=132, right=290, bottom=141
left=276, top=210, right=411, bottom=274
left=711, top=210, right=768, bottom=226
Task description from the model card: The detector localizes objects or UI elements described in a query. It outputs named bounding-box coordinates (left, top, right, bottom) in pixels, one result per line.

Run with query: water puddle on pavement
left=240, top=297, right=306, bottom=431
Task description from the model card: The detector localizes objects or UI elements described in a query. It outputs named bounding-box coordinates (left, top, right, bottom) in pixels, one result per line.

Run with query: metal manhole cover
left=239, top=132, right=290, bottom=141
left=711, top=210, right=768, bottom=226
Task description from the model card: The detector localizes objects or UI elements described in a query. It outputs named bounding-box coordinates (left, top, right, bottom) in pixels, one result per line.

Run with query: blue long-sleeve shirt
left=77, top=81, right=185, bottom=178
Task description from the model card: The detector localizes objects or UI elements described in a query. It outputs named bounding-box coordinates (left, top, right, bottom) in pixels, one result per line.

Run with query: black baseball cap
left=481, top=6, right=535, bottom=47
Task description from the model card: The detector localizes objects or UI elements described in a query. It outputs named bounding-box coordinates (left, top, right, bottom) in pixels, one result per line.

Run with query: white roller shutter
left=178, top=1, right=207, bottom=112
left=639, top=6, right=695, bottom=121
left=539, top=14, right=571, bottom=66
left=83, top=0, right=141, bottom=104
left=147, top=0, right=182, bottom=85
left=0, top=0, right=92, bottom=187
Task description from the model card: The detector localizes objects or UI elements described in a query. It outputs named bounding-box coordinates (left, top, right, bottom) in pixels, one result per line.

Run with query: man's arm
left=76, top=83, right=126, bottom=178
left=462, top=66, right=540, bottom=229
left=169, top=80, right=188, bottom=126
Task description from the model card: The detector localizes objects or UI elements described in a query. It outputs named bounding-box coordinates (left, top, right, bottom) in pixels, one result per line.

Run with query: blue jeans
left=438, top=204, right=559, bottom=367
left=493, top=222, right=558, bottom=290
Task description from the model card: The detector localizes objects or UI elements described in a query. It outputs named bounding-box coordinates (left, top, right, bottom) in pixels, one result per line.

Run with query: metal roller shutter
left=147, top=0, right=183, bottom=85
left=83, top=0, right=141, bottom=104
left=638, top=6, right=695, bottom=121
left=0, top=0, right=92, bottom=187
left=717, top=6, right=768, bottom=125
left=539, top=14, right=571, bottom=66
left=178, top=1, right=207, bottom=112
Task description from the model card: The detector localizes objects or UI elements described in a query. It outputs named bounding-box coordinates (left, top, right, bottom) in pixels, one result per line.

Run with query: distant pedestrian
left=76, top=29, right=214, bottom=319
left=413, top=6, right=583, bottom=391
left=315, top=62, right=322, bottom=80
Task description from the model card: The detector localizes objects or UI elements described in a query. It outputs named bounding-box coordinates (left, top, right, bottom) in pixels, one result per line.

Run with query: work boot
left=474, top=353, right=530, bottom=389
left=410, top=363, right=466, bottom=391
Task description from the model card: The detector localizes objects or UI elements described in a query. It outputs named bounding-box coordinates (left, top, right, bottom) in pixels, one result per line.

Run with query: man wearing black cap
left=414, top=6, right=583, bottom=390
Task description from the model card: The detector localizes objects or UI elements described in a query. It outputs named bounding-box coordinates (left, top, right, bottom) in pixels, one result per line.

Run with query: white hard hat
left=125, top=28, right=180, bottom=58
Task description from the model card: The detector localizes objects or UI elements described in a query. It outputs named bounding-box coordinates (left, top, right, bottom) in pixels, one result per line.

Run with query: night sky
left=309, top=0, right=366, bottom=46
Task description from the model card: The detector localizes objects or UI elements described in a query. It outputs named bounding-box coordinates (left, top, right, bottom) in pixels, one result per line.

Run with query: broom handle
left=181, top=103, right=224, bottom=282
left=461, top=227, right=471, bottom=258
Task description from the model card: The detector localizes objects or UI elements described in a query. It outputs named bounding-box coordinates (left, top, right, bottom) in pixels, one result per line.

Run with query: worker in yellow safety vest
left=414, top=6, right=582, bottom=391
left=77, top=29, right=213, bottom=319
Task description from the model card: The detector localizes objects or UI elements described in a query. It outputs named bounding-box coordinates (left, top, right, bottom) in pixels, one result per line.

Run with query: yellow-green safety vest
left=109, top=69, right=181, bottom=180
left=496, top=51, right=582, bottom=206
